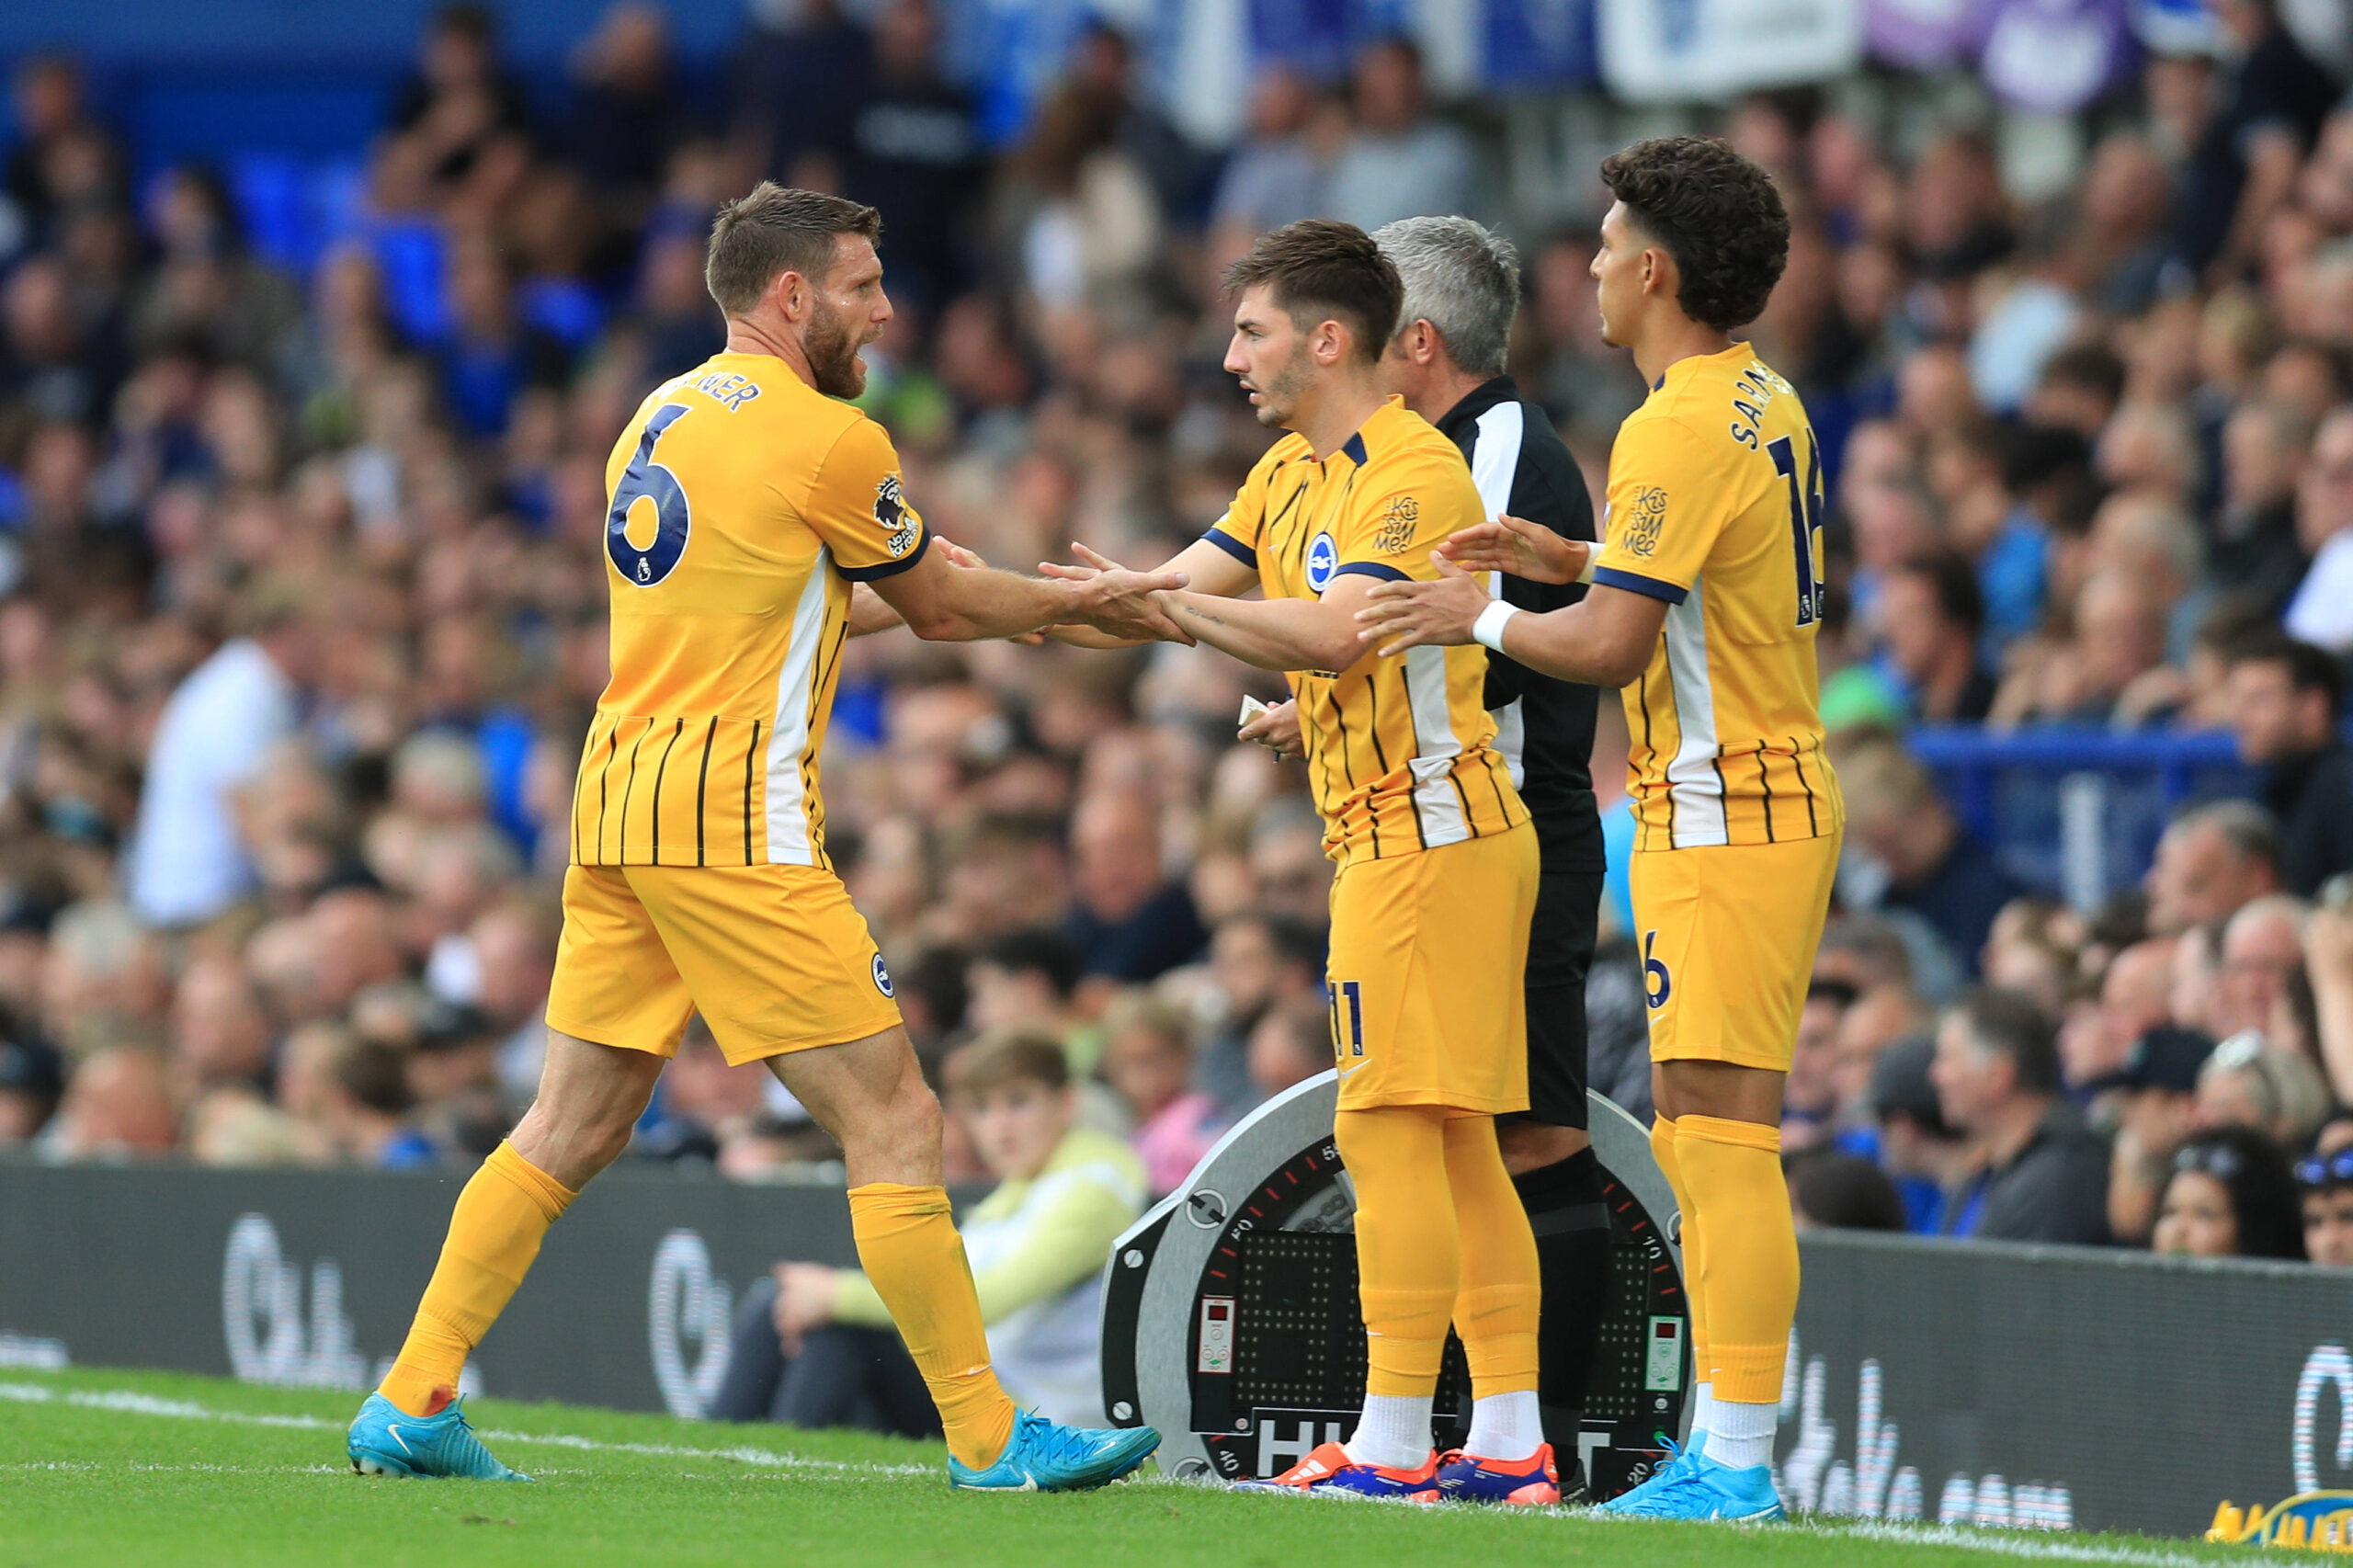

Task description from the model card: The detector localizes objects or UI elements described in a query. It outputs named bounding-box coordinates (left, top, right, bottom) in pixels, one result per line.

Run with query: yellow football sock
left=1650, top=1115, right=1711, bottom=1384
left=379, top=1142, right=576, bottom=1417
left=1443, top=1114, right=1540, bottom=1397
left=1676, top=1115, right=1797, bottom=1405
left=1335, top=1106, right=1457, bottom=1396
left=847, top=1182, right=1017, bottom=1471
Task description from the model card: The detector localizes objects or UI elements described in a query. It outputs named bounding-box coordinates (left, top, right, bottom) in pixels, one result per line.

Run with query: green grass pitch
left=0, top=1366, right=2240, bottom=1567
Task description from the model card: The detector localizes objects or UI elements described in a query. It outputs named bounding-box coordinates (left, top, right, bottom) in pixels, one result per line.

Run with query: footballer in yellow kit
left=546, top=352, right=925, bottom=1066
left=1358, top=137, right=1840, bottom=1517
left=1593, top=337, right=1843, bottom=1075
left=352, top=185, right=1184, bottom=1491
left=1204, top=393, right=1536, bottom=1115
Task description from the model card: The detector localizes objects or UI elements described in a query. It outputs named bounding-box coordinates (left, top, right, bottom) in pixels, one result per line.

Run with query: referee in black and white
left=1239, top=214, right=1610, bottom=1502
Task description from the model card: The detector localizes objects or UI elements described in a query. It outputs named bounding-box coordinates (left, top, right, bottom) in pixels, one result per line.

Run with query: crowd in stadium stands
left=6, top=0, right=2353, bottom=1277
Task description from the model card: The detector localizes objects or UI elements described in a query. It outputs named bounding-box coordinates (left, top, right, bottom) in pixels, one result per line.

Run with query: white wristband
left=1472, top=600, right=1521, bottom=653
left=1575, top=551, right=1597, bottom=585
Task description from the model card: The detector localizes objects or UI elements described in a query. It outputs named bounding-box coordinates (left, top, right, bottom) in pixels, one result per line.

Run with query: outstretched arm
left=1044, top=536, right=1263, bottom=649
left=1438, top=513, right=1594, bottom=585
left=870, top=540, right=1188, bottom=643
left=1354, top=554, right=1666, bottom=687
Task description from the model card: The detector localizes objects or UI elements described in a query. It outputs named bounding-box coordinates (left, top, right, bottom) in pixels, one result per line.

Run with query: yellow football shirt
left=1591, top=343, right=1843, bottom=851
left=571, top=351, right=929, bottom=869
left=1206, top=396, right=1527, bottom=865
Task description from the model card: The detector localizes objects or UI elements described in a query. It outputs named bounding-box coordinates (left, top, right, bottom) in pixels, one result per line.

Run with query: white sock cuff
left=1347, top=1393, right=1433, bottom=1471
left=1701, top=1395, right=1777, bottom=1471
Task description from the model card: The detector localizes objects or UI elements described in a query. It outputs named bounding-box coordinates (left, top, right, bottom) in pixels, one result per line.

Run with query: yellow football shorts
left=1324, top=820, right=1538, bottom=1114
left=1631, top=835, right=1841, bottom=1072
left=545, top=863, right=903, bottom=1067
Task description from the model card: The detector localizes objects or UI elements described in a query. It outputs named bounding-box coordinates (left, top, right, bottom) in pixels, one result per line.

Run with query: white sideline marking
left=0, top=1381, right=2226, bottom=1559
left=1810, top=1519, right=2220, bottom=1567
left=0, top=1381, right=928, bottom=1477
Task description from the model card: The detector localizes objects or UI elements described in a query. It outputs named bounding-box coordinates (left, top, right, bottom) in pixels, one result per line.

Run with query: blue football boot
left=347, top=1392, right=529, bottom=1481
left=947, top=1408, right=1161, bottom=1492
left=1602, top=1449, right=1784, bottom=1522
left=1594, top=1435, right=1700, bottom=1514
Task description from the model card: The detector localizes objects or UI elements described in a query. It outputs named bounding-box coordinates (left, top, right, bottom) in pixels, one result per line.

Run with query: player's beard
left=804, top=299, right=867, bottom=399
left=1254, top=342, right=1314, bottom=428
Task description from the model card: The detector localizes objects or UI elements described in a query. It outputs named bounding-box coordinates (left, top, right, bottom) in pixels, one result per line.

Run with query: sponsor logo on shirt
left=1621, top=486, right=1667, bottom=558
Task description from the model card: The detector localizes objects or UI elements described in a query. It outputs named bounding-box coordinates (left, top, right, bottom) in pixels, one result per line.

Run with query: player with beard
left=346, top=184, right=1183, bottom=1492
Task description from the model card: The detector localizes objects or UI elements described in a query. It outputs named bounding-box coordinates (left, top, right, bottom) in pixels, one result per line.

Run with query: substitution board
left=1100, top=1074, right=1689, bottom=1496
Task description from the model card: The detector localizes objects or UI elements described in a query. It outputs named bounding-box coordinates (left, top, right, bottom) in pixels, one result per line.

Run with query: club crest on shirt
left=1374, top=494, right=1418, bottom=555
left=874, top=474, right=920, bottom=558
left=1305, top=531, right=1338, bottom=593
left=1621, top=485, right=1667, bottom=558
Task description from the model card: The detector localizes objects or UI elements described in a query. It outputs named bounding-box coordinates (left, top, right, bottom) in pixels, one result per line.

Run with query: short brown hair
left=951, top=1028, right=1071, bottom=1101
left=704, top=182, right=882, bottom=317
left=1222, top=219, right=1403, bottom=364
left=1599, top=136, right=1789, bottom=333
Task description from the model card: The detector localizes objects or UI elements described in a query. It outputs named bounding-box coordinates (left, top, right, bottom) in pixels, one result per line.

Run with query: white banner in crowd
left=1597, top=0, right=1863, bottom=100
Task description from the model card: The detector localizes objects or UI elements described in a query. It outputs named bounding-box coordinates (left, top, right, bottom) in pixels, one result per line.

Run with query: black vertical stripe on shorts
left=743, top=719, right=762, bottom=867
left=650, top=719, right=683, bottom=865
left=1790, top=734, right=1820, bottom=836
left=618, top=719, right=649, bottom=864
left=1756, top=739, right=1776, bottom=843
left=596, top=724, right=619, bottom=863
left=694, top=717, right=717, bottom=867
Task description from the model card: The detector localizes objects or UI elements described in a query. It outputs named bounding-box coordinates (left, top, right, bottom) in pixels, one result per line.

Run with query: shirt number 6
left=608, top=403, right=694, bottom=587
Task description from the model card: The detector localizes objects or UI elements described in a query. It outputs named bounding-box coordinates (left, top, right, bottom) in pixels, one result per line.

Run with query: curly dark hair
left=1223, top=218, right=1403, bottom=364
left=1599, top=135, right=1790, bottom=333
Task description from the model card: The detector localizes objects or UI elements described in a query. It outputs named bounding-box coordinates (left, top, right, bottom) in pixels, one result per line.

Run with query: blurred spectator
left=1932, top=988, right=2111, bottom=1243
left=2169, top=0, right=2338, bottom=283
left=1063, top=790, right=1207, bottom=988
left=964, top=927, right=1082, bottom=1043
left=2194, top=1028, right=2331, bottom=1149
left=1870, top=1032, right=1973, bottom=1233
left=843, top=0, right=981, bottom=312
left=2212, top=893, right=2310, bottom=1038
left=1323, top=39, right=1477, bottom=234
left=1784, top=978, right=1858, bottom=1151
left=2154, top=1128, right=2305, bottom=1260
left=564, top=4, right=690, bottom=220
left=2143, top=800, right=2284, bottom=935
left=2223, top=632, right=2353, bottom=896
left=2060, top=936, right=2178, bottom=1096
left=717, top=1030, right=1144, bottom=1430
left=122, top=584, right=304, bottom=927
left=1099, top=988, right=1218, bottom=1196
left=2103, top=1026, right=2214, bottom=1244
left=319, top=1037, right=436, bottom=1167
left=388, top=4, right=533, bottom=197
left=40, top=1045, right=175, bottom=1160
left=731, top=0, right=870, bottom=188
left=1838, top=736, right=2021, bottom=978
left=2296, top=1118, right=2353, bottom=1266
left=1878, top=551, right=1996, bottom=722
left=1245, top=991, right=1335, bottom=1102
left=1192, top=911, right=1323, bottom=1119
left=1786, top=1147, right=1907, bottom=1231
left=2284, top=405, right=2353, bottom=651
left=1207, top=70, right=1333, bottom=278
